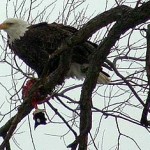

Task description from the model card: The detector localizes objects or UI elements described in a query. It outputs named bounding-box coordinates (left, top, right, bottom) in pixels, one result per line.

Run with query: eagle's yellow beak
left=0, top=23, right=8, bottom=30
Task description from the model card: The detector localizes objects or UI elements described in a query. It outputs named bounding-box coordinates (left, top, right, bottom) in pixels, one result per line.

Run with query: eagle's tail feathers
left=97, top=72, right=111, bottom=84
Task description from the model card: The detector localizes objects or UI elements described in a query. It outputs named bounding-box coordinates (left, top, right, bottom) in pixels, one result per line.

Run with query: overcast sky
left=0, top=0, right=150, bottom=150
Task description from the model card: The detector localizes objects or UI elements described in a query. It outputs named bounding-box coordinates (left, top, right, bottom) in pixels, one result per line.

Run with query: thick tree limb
left=81, top=0, right=150, bottom=112
left=1, top=2, right=150, bottom=149
left=0, top=50, right=72, bottom=149
left=49, top=5, right=132, bottom=60
left=69, top=2, right=150, bottom=149
left=141, top=25, right=150, bottom=126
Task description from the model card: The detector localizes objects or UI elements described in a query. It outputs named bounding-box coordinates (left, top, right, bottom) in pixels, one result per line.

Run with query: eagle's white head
left=0, top=18, right=29, bottom=43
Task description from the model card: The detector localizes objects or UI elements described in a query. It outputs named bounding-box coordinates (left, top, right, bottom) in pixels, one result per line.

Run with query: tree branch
left=0, top=45, right=73, bottom=149
left=69, top=2, right=150, bottom=149
left=1, top=2, right=150, bottom=149
left=141, top=24, right=150, bottom=126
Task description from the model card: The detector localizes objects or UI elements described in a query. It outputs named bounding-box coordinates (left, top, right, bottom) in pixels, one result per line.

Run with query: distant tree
left=0, top=0, right=150, bottom=150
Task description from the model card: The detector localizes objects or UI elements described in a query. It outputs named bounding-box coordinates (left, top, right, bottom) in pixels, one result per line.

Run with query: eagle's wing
left=10, top=22, right=110, bottom=83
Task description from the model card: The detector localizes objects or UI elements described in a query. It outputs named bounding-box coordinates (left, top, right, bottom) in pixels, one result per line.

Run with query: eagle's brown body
left=0, top=18, right=110, bottom=83
left=10, top=22, right=94, bottom=76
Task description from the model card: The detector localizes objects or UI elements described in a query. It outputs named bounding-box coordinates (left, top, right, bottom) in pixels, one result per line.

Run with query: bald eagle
left=0, top=18, right=110, bottom=84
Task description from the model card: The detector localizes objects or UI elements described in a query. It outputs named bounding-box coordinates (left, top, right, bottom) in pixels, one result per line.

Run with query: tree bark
left=141, top=25, right=150, bottom=126
left=1, top=2, right=150, bottom=149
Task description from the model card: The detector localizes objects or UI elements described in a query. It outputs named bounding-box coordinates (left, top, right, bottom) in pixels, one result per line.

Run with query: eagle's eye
left=6, top=23, right=14, bottom=26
